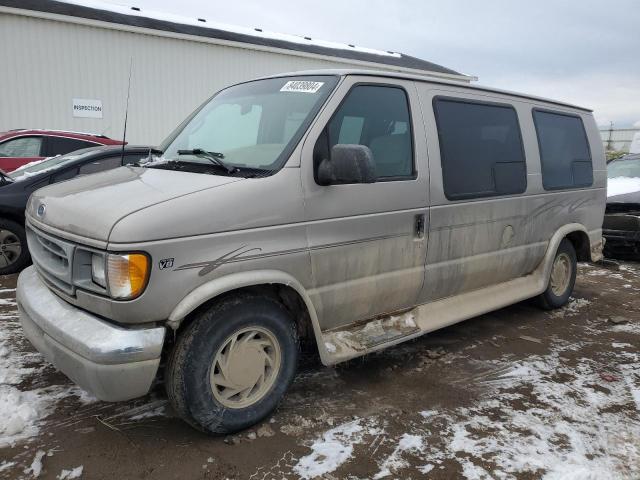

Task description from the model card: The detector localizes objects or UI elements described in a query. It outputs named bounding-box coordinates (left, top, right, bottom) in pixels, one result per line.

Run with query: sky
left=102, top=0, right=640, bottom=128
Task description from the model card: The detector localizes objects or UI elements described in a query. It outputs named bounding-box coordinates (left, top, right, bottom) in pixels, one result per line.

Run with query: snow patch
left=24, top=450, right=46, bottom=478
left=0, top=298, right=92, bottom=447
left=550, top=298, right=591, bottom=318
left=59, top=0, right=401, bottom=58
left=374, top=433, right=425, bottom=479
left=293, top=419, right=381, bottom=479
left=419, top=410, right=438, bottom=419
left=57, top=466, right=83, bottom=479
left=0, top=461, right=16, bottom=473
left=0, top=385, right=73, bottom=448
left=11, top=158, right=48, bottom=173
left=610, top=321, right=640, bottom=335
left=621, top=366, right=640, bottom=411
left=608, top=177, right=640, bottom=197
left=416, top=348, right=640, bottom=479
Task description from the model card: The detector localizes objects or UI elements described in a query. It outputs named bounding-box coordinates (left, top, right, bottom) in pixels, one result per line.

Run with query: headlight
left=91, top=252, right=150, bottom=299
left=107, top=253, right=150, bottom=299
left=91, top=254, right=107, bottom=288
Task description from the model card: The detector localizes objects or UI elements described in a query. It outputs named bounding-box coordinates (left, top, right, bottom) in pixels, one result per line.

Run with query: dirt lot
left=1, top=261, right=639, bottom=479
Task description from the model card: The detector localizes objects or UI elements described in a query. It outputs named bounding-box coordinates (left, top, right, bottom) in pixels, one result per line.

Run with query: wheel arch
left=167, top=270, right=324, bottom=355
left=536, top=223, right=592, bottom=291
left=565, top=229, right=592, bottom=262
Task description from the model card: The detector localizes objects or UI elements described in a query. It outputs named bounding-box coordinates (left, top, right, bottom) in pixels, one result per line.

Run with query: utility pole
left=606, top=121, right=613, bottom=152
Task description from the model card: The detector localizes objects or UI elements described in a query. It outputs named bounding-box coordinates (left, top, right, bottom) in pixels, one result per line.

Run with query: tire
left=166, top=294, right=299, bottom=434
left=0, top=219, right=30, bottom=275
left=538, top=238, right=577, bottom=310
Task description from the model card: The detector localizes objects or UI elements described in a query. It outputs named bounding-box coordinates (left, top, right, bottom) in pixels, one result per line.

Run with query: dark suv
left=0, top=145, right=152, bottom=274
left=603, top=153, right=640, bottom=258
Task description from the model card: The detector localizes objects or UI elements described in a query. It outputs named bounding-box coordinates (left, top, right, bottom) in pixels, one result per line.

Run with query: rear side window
left=323, top=85, right=414, bottom=180
left=433, top=98, right=527, bottom=200
left=46, top=137, right=98, bottom=156
left=0, top=136, right=43, bottom=157
left=51, top=168, right=78, bottom=183
left=123, top=153, right=149, bottom=165
left=533, top=110, right=592, bottom=190
left=78, top=156, right=122, bottom=174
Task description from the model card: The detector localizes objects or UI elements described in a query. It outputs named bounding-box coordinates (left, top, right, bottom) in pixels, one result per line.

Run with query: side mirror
left=317, top=144, right=377, bottom=186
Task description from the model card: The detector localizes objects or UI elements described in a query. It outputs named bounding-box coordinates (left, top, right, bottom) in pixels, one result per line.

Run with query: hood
left=606, top=177, right=640, bottom=214
left=607, top=190, right=640, bottom=205
left=607, top=177, right=640, bottom=200
left=28, top=167, right=243, bottom=242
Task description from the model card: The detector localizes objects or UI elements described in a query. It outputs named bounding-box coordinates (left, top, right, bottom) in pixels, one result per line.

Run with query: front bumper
left=17, top=266, right=165, bottom=402
left=603, top=213, right=640, bottom=258
left=603, top=228, right=640, bottom=257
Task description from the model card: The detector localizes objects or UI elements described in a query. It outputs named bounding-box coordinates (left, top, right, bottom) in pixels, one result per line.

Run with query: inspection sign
left=72, top=98, right=103, bottom=118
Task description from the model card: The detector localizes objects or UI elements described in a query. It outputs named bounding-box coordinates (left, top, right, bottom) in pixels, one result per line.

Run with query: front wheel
left=166, top=294, right=299, bottom=434
left=538, top=238, right=577, bottom=310
left=0, top=219, right=30, bottom=275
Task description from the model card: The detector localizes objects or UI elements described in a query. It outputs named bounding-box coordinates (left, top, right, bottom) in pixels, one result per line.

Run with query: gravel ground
left=1, top=260, right=639, bottom=479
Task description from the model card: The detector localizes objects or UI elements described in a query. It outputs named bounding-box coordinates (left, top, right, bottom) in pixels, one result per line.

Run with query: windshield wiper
left=177, top=149, right=235, bottom=173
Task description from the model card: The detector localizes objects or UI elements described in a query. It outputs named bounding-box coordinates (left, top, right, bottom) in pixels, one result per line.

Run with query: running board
left=322, top=311, right=421, bottom=357
left=319, top=268, right=547, bottom=365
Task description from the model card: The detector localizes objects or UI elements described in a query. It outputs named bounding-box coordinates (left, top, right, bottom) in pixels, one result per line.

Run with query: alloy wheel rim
left=0, top=229, right=21, bottom=268
left=550, top=252, right=571, bottom=297
left=210, top=326, right=281, bottom=409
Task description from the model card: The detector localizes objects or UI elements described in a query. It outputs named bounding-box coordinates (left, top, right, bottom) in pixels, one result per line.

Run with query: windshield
left=607, top=157, right=640, bottom=179
left=158, top=75, right=338, bottom=174
left=9, top=148, right=99, bottom=181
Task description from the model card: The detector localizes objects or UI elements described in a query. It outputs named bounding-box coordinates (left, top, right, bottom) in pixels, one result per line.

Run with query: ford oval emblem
left=37, top=203, right=46, bottom=217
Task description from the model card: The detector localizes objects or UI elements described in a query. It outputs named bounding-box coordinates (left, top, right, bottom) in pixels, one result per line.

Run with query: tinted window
left=607, top=158, right=640, bottom=179
left=324, top=85, right=414, bottom=179
left=78, top=156, right=122, bottom=174
left=51, top=168, right=78, bottom=183
left=47, top=137, right=98, bottom=156
left=123, top=153, right=149, bottom=165
left=9, top=150, right=91, bottom=181
left=434, top=98, right=526, bottom=200
left=0, top=136, right=43, bottom=157
left=533, top=110, right=592, bottom=190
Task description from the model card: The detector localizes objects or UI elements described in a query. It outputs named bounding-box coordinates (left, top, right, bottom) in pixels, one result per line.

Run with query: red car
left=0, top=129, right=123, bottom=172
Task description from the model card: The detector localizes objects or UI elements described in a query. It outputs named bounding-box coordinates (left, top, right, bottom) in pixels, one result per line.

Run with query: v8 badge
left=159, top=258, right=174, bottom=270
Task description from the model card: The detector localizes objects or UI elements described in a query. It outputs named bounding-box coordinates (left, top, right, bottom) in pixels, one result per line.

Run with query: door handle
left=414, top=214, right=426, bottom=239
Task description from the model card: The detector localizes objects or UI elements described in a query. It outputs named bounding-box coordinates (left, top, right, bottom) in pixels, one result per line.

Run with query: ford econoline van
left=17, top=70, right=606, bottom=434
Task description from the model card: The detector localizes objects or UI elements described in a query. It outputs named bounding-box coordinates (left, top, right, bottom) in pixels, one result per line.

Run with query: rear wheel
left=538, top=238, right=577, bottom=310
left=0, top=219, right=29, bottom=275
left=166, top=294, right=299, bottom=434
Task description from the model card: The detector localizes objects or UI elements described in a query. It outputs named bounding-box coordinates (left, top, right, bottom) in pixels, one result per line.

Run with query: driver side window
left=316, top=85, right=414, bottom=181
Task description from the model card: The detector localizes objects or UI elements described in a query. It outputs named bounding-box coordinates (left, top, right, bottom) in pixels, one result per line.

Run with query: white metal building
left=599, top=127, right=640, bottom=153
left=0, top=0, right=471, bottom=145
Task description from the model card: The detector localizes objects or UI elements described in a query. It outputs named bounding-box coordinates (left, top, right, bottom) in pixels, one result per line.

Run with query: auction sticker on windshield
left=280, top=81, right=324, bottom=93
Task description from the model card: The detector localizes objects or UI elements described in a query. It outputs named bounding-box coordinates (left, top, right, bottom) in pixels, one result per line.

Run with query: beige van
left=17, top=70, right=605, bottom=433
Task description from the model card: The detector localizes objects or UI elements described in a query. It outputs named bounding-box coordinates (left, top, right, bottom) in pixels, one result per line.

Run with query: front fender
left=166, top=269, right=333, bottom=363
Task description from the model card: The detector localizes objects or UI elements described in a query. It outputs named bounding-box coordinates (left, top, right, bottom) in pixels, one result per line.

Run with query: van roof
left=263, top=69, right=593, bottom=113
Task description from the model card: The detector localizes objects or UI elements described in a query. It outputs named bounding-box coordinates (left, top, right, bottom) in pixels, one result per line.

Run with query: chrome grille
left=26, top=226, right=75, bottom=295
